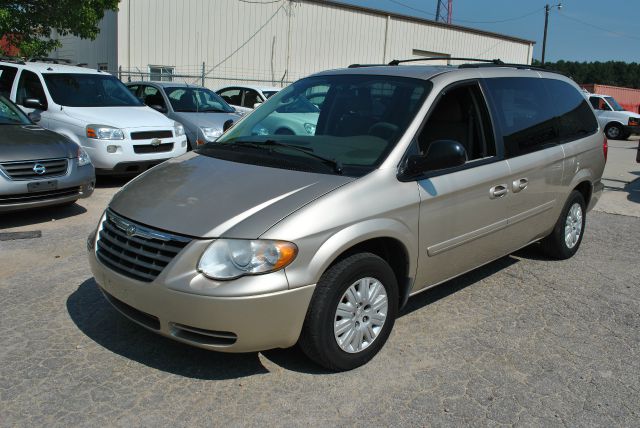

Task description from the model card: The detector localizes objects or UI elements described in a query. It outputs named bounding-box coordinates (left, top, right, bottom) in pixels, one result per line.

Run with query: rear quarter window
left=545, top=79, right=598, bottom=141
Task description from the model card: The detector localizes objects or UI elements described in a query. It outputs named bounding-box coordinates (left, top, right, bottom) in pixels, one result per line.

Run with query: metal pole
left=541, top=4, right=549, bottom=65
left=201, top=62, right=205, bottom=87
left=436, top=0, right=441, bottom=22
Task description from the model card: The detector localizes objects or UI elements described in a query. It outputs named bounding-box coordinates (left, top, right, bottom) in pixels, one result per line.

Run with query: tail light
left=603, top=136, right=608, bottom=162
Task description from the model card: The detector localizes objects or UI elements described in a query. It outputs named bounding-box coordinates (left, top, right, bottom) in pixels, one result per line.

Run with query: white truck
left=587, top=92, right=640, bottom=140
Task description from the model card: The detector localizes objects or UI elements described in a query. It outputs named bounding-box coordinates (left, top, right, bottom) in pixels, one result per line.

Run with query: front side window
left=418, top=82, right=496, bottom=163
left=589, top=96, right=610, bottom=111
left=43, top=74, right=143, bottom=107
left=218, top=88, right=242, bottom=106
left=242, top=89, right=261, bottom=108
left=0, top=95, right=30, bottom=125
left=16, top=70, right=48, bottom=108
left=485, top=77, right=558, bottom=157
left=165, top=87, right=234, bottom=113
left=0, top=65, right=18, bottom=98
left=201, top=75, right=431, bottom=177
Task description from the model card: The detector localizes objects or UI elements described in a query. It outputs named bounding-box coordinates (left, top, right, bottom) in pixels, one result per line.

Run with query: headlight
left=629, top=117, right=639, bottom=126
left=304, top=122, right=316, bottom=134
left=86, top=125, right=124, bottom=140
left=198, top=239, right=298, bottom=280
left=174, top=122, right=186, bottom=137
left=77, top=146, right=91, bottom=166
left=201, top=127, right=223, bottom=141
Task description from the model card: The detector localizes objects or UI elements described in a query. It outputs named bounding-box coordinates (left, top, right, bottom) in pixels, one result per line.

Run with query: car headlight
left=77, top=146, right=91, bottom=166
left=201, top=127, right=223, bottom=141
left=304, top=122, right=316, bottom=134
left=174, top=122, right=186, bottom=137
left=629, top=117, right=639, bottom=126
left=198, top=239, right=298, bottom=280
left=86, top=125, right=124, bottom=140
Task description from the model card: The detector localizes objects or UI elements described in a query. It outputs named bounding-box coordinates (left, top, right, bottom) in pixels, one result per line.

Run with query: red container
left=581, top=84, right=640, bottom=114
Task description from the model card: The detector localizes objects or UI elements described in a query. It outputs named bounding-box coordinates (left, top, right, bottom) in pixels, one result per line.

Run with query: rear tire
left=540, top=190, right=586, bottom=260
left=298, top=253, right=398, bottom=371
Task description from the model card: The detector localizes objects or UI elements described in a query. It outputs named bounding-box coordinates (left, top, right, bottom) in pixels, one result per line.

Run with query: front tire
left=298, top=253, right=398, bottom=371
left=541, top=190, right=586, bottom=260
left=605, top=123, right=623, bottom=140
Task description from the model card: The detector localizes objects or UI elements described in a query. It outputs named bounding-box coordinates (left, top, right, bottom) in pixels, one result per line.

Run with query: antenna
left=435, top=0, right=453, bottom=24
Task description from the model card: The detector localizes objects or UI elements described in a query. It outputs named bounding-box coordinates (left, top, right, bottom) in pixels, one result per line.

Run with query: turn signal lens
left=603, top=136, right=608, bottom=162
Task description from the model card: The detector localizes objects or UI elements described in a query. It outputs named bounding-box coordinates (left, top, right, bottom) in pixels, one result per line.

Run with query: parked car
left=587, top=93, right=640, bottom=140
left=88, top=62, right=605, bottom=371
left=0, top=59, right=188, bottom=175
left=0, top=95, right=94, bottom=212
left=216, top=85, right=281, bottom=113
left=126, top=82, right=242, bottom=149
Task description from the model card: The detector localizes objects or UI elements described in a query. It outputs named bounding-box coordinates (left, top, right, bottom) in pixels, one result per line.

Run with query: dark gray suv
left=0, top=95, right=95, bottom=212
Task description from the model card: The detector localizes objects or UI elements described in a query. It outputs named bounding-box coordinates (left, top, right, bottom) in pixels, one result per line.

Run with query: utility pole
left=541, top=3, right=562, bottom=65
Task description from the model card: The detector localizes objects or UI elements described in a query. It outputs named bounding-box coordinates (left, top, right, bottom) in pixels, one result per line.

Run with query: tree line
left=533, top=60, right=640, bottom=89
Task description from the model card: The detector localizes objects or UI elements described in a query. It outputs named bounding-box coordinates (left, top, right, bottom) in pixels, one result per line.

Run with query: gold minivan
left=88, top=60, right=606, bottom=371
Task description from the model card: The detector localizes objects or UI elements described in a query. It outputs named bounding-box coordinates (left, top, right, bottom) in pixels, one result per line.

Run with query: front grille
left=0, top=158, right=68, bottom=180
left=0, top=187, right=80, bottom=204
left=133, top=143, right=174, bottom=154
left=96, top=210, right=191, bottom=282
left=130, top=130, right=173, bottom=140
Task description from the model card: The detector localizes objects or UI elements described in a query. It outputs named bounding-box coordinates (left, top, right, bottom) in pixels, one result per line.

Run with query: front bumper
left=87, top=240, right=315, bottom=353
left=623, top=124, right=640, bottom=135
left=0, top=162, right=95, bottom=213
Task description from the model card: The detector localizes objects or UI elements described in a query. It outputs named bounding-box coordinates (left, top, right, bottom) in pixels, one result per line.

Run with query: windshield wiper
left=233, top=140, right=343, bottom=174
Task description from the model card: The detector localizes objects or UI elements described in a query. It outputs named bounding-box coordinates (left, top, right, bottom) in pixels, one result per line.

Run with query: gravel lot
left=1, top=141, right=639, bottom=426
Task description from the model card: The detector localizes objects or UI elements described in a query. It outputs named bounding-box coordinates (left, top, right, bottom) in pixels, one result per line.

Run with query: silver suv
left=88, top=61, right=606, bottom=371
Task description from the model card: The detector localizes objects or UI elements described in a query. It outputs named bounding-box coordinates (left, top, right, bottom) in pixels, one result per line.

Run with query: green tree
left=0, top=0, right=119, bottom=57
left=533, top=59, right=640, bottom=89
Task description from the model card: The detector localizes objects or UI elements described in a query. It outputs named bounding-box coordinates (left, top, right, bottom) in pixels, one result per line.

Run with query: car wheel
left=605, top=123, right=623, bottom=140
left=540, top=190, right=586, bottom=260
left=298, top=252, right=398, bottom=371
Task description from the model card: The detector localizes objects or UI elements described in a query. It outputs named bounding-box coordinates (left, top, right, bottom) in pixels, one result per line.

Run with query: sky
left=337, top=0, right=640, bottom=62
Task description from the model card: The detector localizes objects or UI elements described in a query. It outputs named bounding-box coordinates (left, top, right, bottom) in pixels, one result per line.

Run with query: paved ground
left=1, top=142, right=639, bottom=426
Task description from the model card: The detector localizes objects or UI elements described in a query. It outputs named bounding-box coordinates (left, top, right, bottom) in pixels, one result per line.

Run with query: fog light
left=107, top=145, right=117, bottom=153
left=182, top=140, right=187, bottom=148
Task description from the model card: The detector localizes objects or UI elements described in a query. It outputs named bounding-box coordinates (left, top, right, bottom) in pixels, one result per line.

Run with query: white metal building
left=51, top=0, right=534, bottom=88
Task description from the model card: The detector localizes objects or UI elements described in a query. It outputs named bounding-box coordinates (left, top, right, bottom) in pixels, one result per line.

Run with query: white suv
left=0, top=60, right=188, bottom=174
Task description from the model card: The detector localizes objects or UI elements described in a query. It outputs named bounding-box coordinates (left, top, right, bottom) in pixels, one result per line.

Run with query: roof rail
left=348, top=63, right=390, bottom=68
left=0, top=56, right=26, bottom=65
left=388, top=57, right=504, bottom=66
left=28, top=57, right=73, bottom=65
left=457, top=62, right=570, bottom=77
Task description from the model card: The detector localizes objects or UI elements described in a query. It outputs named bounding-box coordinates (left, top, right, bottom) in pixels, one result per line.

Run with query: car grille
left=133, top=143, right=174, bottom=154
left=0, top=187, right=80, bottom=204
left=96, top=210, right=191, bottom=283
left=130, top=130, right=173, bottom=140
left=0, top=158, right=68, bottom=180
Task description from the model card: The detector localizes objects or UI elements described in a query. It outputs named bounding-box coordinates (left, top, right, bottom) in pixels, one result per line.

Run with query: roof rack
left=388, top=57, right=504, bottom=66
left=0, top=56, right=26, bottom=65
left=458, top=62, right=569, bottom=77
left=28, top=57, right=73, bottom=65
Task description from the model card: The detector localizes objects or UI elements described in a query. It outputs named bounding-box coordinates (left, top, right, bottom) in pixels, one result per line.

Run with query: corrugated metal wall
left=60, top=0, right=533, bottom=89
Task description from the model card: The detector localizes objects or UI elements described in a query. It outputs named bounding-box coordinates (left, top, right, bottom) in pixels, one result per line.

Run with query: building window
left=98, top=63, right=109, bottom=72
left=149, top=66, right=174, bottom=82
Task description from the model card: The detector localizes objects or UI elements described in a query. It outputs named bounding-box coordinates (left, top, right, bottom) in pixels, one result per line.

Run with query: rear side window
left=0, top=65, right=18, bottom=97
left=546, top=79, right=597, bottom=140
left=484, top=77, right=558, bottom=157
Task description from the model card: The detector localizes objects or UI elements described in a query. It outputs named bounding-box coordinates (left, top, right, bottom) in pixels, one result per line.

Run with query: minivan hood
left=0, top=125, right=77, bottom=162
left=108, top=153, right=355, bottom=238
left=63, top=106, right=173, bottom=129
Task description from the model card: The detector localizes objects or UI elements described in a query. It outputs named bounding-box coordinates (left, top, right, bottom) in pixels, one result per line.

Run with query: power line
left=558, top=11, right=640, bottom=42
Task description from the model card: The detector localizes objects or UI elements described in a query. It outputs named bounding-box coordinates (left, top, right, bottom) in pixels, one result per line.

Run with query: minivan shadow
left=0, top=203, right=87, bottom=229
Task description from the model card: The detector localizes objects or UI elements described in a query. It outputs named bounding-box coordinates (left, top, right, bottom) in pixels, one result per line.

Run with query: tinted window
left=418, top=83, right=496, bottom=163
left=589, top=96, right=609, bottom=110
left=165, top=87, right=234, bottom=113
left=485, top=77, right=558, bottom=157
left=0, top=95, right=30, bottom=125
left=139, top=85, right=167, bottom=110
left=546, top=80, right=598, bottom=140
left=242, top=89, right=261, bottom=108
left=43, top=73, right=143, bottom=107
left=218, top=88, right=242, bottom=106
left=16, top=70, right=48, bottom=109
left=0, top=65, right=18, bottom=97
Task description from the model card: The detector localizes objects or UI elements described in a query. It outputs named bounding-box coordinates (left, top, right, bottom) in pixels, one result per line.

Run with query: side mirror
left=223, top=119, right=234, bottom=132
left=403, top=140, right=467, bottom=178
left=28, top=111, right=41, bottom=123
left=150, top=104, right=167, bottom=114
left=23, top=98, right=46, bottom=110
left=253, top=102, right=262, bottom=109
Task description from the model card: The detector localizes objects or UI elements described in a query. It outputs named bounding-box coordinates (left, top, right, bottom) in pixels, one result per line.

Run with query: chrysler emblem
left=33, top=163, right=46, bottom=175
left=126, top=225, right=137, bottom=237
left=150, top=138, right=162, bottom=146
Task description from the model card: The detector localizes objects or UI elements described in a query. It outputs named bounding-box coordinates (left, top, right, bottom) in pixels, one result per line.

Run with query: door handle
left=489, top=184, right=508, bottom=199
left=512, top=178, right=528, bottom=193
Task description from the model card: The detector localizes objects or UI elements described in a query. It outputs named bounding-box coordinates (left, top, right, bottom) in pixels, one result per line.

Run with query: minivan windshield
left=604, top=96, right=625, bottom=112
left=43, top=73, right=143, bottom=107
left=0, top=95, right=30, bottom=125
left=202, top=75, right=431, bottom=177
left=165, top=87, right=235, bottom=113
